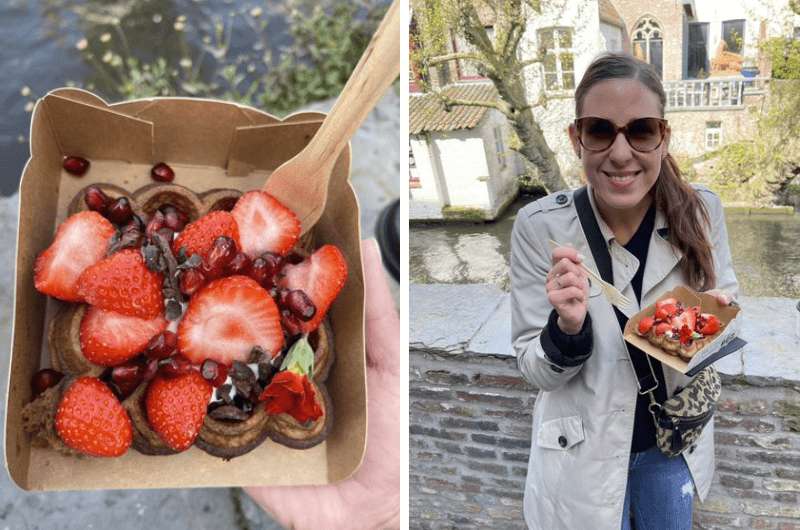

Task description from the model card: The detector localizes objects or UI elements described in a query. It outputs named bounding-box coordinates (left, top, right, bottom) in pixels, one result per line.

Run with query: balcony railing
left=664, top=77, right=767, bottom=110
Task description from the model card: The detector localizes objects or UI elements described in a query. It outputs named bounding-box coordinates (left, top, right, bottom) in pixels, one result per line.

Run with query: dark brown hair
left=574, top=53, right=716, bottom=291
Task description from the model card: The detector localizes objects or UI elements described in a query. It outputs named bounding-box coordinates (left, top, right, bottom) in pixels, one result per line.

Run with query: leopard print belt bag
left=646, top=366, right=722, bottom=457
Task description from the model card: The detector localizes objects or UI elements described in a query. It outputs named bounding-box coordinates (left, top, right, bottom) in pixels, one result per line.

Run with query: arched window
left=632, top=17, right=663, bottom=78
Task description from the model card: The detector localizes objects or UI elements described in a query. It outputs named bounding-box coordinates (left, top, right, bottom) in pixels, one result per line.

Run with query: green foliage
left=66, top=1, right=385, bottom=115
left=259, top=1, right=386, bottom=114
left=761, top=37, right=800, bottom=79
left=708, top=82, right=800, bottom=205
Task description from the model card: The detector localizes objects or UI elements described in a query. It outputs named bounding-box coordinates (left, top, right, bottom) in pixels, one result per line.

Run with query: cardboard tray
left=624, top=286, right=744, bottom=375
left=3, top=88, right=367, bottom=491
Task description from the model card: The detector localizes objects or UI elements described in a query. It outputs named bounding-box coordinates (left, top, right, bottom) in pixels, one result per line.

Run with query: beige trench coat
left=510, top=184, right=738, bottom=530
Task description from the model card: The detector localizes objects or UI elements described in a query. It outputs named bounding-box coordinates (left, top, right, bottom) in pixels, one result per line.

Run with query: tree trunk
left=491, top=73, right=569, bottom=192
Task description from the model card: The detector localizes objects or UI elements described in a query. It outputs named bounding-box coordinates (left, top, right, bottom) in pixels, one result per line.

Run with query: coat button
left=558, top=435, right=568, bottom=448
left=689, top=445, right=696, bottom=454
left=556, top=194, right=568, bottom=205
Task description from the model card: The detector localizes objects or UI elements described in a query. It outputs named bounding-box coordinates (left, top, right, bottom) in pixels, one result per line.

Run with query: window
left=632, top=17, right=663, bottom=78
left=453, top=27, right=494, bottom=80
left=722, top=20, right=745, bottom=54
left=688, top=22, right=709, bottom=78
left=538, top=27, right=575, bottom=91
left=705, top=121, right=722, bottom=151
left=493, top=127, right=506, bottom=169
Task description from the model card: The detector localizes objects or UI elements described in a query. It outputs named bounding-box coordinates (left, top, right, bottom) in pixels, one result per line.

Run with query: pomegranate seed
left=142, top=357, right=160, bottom=382
left=180, top=268, right=206, bottom=296
left=111, top=362, right=144, bottom=399
left=63, top=156, right=90, bottom=176
left=286, top=252, right=305, bottom=265
left=145, top=210, right=165, bottom=239
left=160, top=205, right=188, bottom=232
left=225, top=252, right=252, bottom=276
left=284, top=289, right=316, bottom=321
left=151, top=162, right=175, bottom=182
left=30, top=368, right=64, bottom=397
left=159, top=354, right=196, bottom=378
left=281, top=309, right=304, bottom=337
left=249, top=257, right=270, bottom=286
left=261, top=252, right=284, bottom=276
left=107, top=197, right=133, bottom=225
left=201, top=359, right=229, bottom=387
left=203, top=236, right=237, bottom=280
left=84, top=185, right=111, bottom=213
left=145, top=331, right=178, bottom=360
left=214, top=197, right=239, bottom=212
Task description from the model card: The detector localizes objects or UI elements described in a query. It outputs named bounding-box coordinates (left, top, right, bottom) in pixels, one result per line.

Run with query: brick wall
left=410, top=348, right=800, bottom=530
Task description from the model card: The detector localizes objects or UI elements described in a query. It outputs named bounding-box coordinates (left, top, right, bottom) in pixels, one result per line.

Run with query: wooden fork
left=547, top=239, right=632, bottom=309
left=263, top=0, right=400, bottom=235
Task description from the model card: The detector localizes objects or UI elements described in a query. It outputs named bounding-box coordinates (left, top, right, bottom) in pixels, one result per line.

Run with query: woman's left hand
left=705, top=289, right=734, bottom=306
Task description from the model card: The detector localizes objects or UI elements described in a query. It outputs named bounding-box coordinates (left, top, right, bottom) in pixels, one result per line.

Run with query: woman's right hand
left=546, top=246, right=590, bottom=335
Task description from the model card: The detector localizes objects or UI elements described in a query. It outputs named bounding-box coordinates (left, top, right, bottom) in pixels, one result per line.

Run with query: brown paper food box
left=2, top=88, right=367, bottom=491
left=623, top=285, right=741, bottom=375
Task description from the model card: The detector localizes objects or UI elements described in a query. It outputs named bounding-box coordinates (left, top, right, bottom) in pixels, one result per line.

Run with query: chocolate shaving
left=209, top=405, right=250, bottom=422
left=176, top=253, right=202, bottom=270
left=258, top=362, right=276, bottom=385
left=142, top=242, right=163, bottom=273
left=165, top=299, right=182, bottom=321
left=233, top=394, right=253, bottom=414
left=247, top=346, right=270, bottom=364
left=152, top=231, right=184, bottom=318
left=217, top=384, right=234, bottom=405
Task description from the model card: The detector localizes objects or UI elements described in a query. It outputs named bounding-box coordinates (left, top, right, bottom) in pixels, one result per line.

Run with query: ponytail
left=654, top=154, right=716, bottom=291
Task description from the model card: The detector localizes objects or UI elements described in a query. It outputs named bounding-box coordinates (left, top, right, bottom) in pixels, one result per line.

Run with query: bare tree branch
left=427, top=52, right=484, bottom=66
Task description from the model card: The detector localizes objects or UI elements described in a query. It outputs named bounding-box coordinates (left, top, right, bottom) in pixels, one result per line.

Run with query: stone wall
left=410, top=284, right=800, bottom=529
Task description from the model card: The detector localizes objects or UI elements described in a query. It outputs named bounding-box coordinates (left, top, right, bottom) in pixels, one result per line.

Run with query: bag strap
left=573, top=187, right=660, bottom=396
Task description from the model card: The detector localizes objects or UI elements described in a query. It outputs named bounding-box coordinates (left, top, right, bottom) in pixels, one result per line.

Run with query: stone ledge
left=410, top=283, right=800, bottom=383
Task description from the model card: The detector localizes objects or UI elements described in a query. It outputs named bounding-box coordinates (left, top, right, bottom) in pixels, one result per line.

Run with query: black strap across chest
left=572, top=187, right=660, bottom=394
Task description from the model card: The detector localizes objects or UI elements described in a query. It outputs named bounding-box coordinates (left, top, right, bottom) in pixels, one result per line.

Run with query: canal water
left=411, top=196, right=800, bottom=298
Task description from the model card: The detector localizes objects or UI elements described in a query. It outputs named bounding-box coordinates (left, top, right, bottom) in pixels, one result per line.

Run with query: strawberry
left=671, top=307, right=697, bottom=332
left=178, top=276, right=284, bottom=365
left=697, top=313, right=721, bottom=336
left=654, top=303, right=678, bottom=321
left=172, top=211, right=240, bottom=261
left=80, top=307, right=168, bottom=366
left=34, top=211, right=115, bottom=302
left=55, top=376, right=132, bottom=457
left=655, top=297, right=678, bottom=311
left=679, top=324, right=694, bottom=345
left=145, top=372, right=212, bottom=451
left=654, top=322, right=672, bottom=336
left=77, top=249, right=164, bottom=319
left=637, top=316, right=654, bottom=335
left=231, top=191, right=301, bottom=258
left=278, top=245, right=348, bottom=333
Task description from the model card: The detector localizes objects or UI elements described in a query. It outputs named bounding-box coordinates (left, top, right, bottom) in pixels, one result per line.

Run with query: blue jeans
left=621, top=446, right=694, bottom=530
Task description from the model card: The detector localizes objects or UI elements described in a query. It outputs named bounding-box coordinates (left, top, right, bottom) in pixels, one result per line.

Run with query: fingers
left=547, top=257, right=583, bottom=283
left=361, top=239, right=400, bottom=375
left=547, top=286, right=586, bottom=307
left=551, top=246, right=582, bottom=266
left=706, top=289, right=732, bottom=306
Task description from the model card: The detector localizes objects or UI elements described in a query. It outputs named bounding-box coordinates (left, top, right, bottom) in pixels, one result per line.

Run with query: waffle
left=24, top=181, right=337, bottom=458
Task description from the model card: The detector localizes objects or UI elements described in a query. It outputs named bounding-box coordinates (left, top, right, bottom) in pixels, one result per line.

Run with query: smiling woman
left=510, top=53, right=739, bottom=530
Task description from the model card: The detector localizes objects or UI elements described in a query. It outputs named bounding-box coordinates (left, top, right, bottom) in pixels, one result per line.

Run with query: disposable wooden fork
left=547, top=239, right=632, bottom=310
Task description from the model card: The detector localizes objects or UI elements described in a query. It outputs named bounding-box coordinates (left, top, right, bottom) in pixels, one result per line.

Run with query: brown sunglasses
left=574, top=117, right=668, bottom=153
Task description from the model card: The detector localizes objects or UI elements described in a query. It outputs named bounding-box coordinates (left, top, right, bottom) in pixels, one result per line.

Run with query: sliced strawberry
left=77, top=249, right=164, bottom=319
left=55, top=376, right=132, bottom=457
left=654, top=322, right=672, bottom=336
left=278, top=244, right=348, bottom=333
left=637, top=316, right=654, bottom=335
left=231, top=191, right=301, bottom=258
left=145, top=372, right=212, bottom=451
left=698, top=313, right=721, bottom=335
left=34, top=211, right=115, bottom=302
left=671, top=307, right=697, bottom=332
left=80, top=307, right=168, bottom=366
left=178, top=276, right=284, bottom=365
left=654, top=303, right=678, bottom=321
left=655, top=297, right=678, bottom=311
left=172, top=211, right=240, bottom=261
left=679, top=324, right=694, bottom=345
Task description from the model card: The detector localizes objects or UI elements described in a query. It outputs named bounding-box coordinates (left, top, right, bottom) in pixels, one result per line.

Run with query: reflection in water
left=411, top=198, right=800, bottom=298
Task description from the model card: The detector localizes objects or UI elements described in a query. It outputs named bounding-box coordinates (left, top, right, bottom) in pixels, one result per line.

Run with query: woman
left=510, top=53, right=738, bottom=530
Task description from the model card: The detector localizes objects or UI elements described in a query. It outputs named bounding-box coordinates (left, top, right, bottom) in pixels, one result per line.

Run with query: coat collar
left=584, top=185, right=683, bottom=317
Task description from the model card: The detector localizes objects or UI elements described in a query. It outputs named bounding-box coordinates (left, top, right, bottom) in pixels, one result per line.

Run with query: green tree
left=411, top=0, right=570, bottom=192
